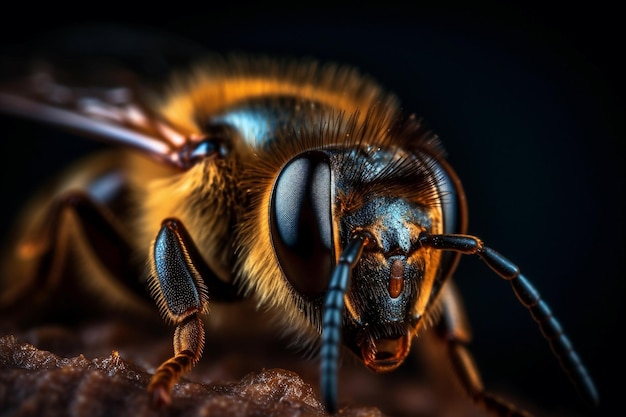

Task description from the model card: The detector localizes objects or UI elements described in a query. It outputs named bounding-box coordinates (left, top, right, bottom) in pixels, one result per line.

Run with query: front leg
left=146, top=217, right=238, bottom=406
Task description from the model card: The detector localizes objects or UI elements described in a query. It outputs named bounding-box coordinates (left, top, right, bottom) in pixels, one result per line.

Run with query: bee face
left=268, top=125, right=462, bottom=372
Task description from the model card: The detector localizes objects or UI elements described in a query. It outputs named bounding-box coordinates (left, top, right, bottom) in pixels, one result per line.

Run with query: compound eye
left=429, top=157, right=466, bottom=282
left=270, top=151, right=334, bottom=296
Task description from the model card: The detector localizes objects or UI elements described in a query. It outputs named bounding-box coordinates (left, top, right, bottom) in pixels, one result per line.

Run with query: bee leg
left=435, top=282, right=533, bottom=417
left=0, top=190, right=147, bottom=317
left=146, top=218, right=238, bottom=407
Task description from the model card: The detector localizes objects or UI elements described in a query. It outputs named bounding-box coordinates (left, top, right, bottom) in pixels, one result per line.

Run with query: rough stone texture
left=0, top=316, right=488, bottom=417
left=0, top=335, right=333, bottom=417
left=0, top=280, right=495, bottom=417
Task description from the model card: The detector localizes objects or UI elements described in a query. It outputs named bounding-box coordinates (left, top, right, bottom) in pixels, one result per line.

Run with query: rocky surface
left=0, top=316, right=489, bottom=417
left=0, top=334, right=338, bottom=417
left=0, top=279, right=497, bottom=417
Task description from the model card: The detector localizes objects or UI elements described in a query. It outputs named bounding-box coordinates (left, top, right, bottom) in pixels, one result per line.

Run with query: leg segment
left=0, top=190, right=148, bottom=318
left=436, top=283, right=532, bottom=417
left=146, top=217, right=239, bottom=406
left=148, top=314, right=205, bottom=406
left=419, top=232, right=599, bottom=408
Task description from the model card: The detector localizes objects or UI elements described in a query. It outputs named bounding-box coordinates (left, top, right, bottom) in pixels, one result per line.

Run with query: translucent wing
left=0, top=72, right=203, bottom=170
left=0, top=25, right=209, bottom=170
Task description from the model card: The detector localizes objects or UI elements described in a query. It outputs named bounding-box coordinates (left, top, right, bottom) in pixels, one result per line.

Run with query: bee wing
left=0, top=74, right=198, bottom=170
left=0, top=25, right=212, bottom=169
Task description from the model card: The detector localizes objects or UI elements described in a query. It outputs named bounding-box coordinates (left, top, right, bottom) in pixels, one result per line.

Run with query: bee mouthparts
left=360, top=332, right=411, bottom=372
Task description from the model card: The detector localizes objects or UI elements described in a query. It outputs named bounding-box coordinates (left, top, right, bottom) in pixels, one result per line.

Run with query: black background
left=0, top=3, right=622, bottom=417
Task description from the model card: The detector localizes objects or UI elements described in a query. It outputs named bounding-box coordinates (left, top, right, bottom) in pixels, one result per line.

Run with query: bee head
left=270, top=142, right=466, bottom=370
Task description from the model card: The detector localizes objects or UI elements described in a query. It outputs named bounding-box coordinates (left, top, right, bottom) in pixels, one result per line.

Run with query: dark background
left=0, top=3, right=622, bottom=417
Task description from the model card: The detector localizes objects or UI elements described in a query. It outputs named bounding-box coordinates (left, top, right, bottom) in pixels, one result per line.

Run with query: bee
left=0, top=53, right=598, bottom=417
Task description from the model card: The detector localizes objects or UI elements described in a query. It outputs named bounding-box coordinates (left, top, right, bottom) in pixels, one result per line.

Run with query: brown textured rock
left=0, top=335, right=388, bottom=417
left=0, top=292, right=491, bottom=417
